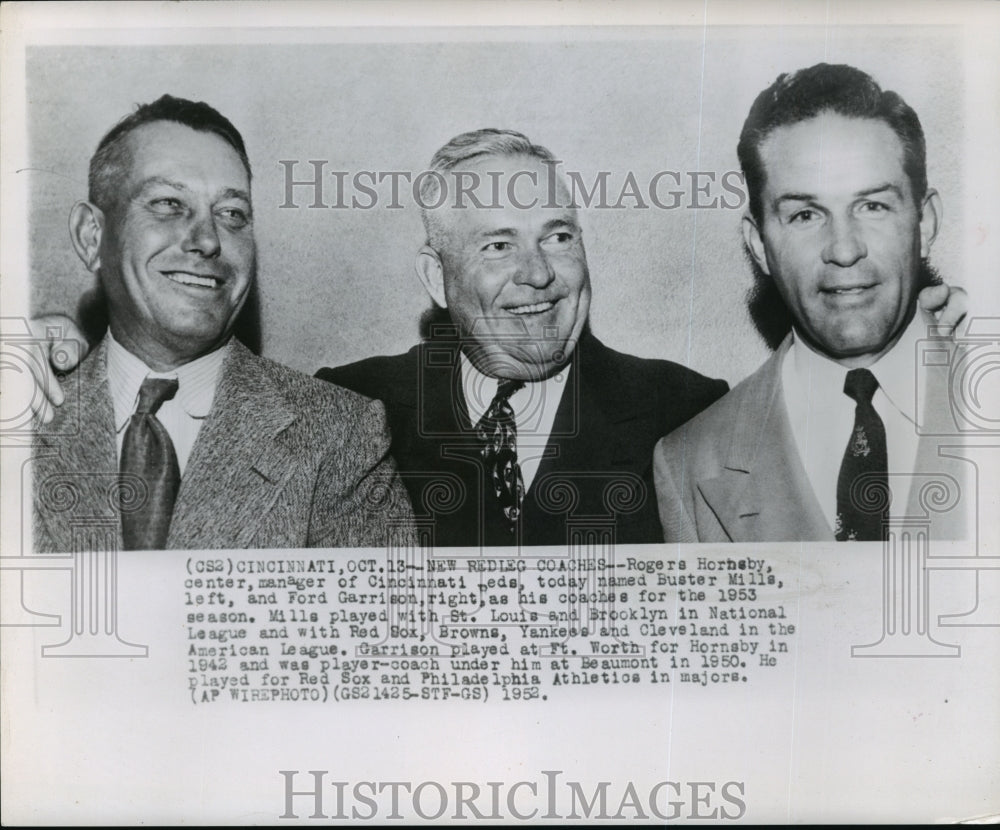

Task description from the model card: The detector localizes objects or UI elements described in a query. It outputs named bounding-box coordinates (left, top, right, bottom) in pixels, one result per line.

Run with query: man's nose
left=182, top=210, right=221, bottom=258
left=513, top=248, right=556, bottom=288
left=821, top=214, right=867, bottom=267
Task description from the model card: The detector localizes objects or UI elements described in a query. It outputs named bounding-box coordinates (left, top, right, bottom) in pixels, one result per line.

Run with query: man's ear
left=415, top=245, right=448, bottom=308
left=741, top=214, right=770, bottom=276
left=919, top=188, right=942, bottom=258
left=68, top=201, right=105, bottom=273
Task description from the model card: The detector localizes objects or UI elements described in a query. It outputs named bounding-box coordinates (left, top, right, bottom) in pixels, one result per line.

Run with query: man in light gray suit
left=654, top=64, right=968, bottom=543
left=33, top=95, right=415, bottom=550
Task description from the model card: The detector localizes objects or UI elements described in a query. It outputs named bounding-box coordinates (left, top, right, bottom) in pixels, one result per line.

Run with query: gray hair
left=419, top=128, right=558, bottom=250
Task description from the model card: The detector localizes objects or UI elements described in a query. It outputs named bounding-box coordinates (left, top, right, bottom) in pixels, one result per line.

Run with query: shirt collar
left=106, top=332, right=230, bottom=432
left=866, top=307, right=934, bottom=426
left=458, top=350, right=570, bottom=427
left=788, top=304, right=930, bottom=427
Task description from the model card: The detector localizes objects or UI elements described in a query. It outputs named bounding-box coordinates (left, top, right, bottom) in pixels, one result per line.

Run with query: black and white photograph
left=2, top=0, right=998, bottom=824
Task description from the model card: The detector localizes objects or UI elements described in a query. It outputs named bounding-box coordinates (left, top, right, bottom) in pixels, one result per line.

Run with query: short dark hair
left=737, top=63, right=927, bottom=224
left=88, top=94, right=251, bottom=212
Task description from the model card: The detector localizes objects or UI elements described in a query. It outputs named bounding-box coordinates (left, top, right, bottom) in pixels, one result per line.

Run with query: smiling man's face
left=426, top=153, right=592, bottom=381
left=95, top=120, right=255, bottom=370
left=743, top=112, right=939, bottom=367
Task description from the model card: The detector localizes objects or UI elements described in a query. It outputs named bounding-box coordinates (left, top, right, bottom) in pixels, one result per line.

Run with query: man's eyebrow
left=772, top=183, right=906, bottom=209
left=474, top=219, right=578, bottom=240
left=219, top=187, right=251, bottom=204
left=133, top=176, right=189, bottom=196
left=855, top=183, right=904, bottom=200
left=541, top=217, right=579, bottom=233
left=475, top=227, right=518, bottom=239
left=131, top=178, right=251, bottom=207
left=773, top=192, right=816, bottom=208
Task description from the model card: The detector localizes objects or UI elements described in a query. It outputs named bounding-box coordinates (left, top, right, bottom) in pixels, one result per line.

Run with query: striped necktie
left=120, top=377, right=180, bottom=550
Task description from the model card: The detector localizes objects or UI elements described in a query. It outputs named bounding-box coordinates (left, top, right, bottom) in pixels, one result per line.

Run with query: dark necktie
left=476, top=378, right=525, bottom=525
left=120, top=377, right=180, bottom=550
left=835, top=368, right=888, bottom=542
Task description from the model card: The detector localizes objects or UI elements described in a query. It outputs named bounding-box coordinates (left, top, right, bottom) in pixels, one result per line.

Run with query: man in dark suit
left=318, top=129, right=729, bottom=547
left=655, top=64, right=967, bottom=543
left=33, top=95, right=414, bottom=551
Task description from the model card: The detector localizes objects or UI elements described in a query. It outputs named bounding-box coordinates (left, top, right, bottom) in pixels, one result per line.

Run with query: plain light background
left=25, top=27, right=964, bottom=386
left=6, top=8, right=1000, bottom=825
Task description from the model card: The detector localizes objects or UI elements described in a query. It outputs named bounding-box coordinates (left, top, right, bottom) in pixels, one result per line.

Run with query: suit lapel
left=408, top=341, right=483, bottom=479
left=423, top=344, right=472, bottom=438
left=532, top=333, right=646, bottom=486
left=396, top=341, right=496, bottom=544
left=532, top=353, right=589, bottom=484
left=697, top=337, right=831, bottom=542
left=167, top=341, right=297, bottom=548
left=34, top=340, right=124, bottom=552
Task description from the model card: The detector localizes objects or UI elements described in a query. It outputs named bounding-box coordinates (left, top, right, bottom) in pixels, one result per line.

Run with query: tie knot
left=494, top=378, right=525, bottom=404
left=843, top=368, right=878, bottom=405
left=136, top=377, right=179, bottom=415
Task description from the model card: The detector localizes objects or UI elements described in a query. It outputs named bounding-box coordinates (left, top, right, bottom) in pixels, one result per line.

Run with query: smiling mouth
left=822, top=285, right=876, bottom=296
left=506, top=300, right=556, bottom=316
left=163, top=271, right=223, bottom=289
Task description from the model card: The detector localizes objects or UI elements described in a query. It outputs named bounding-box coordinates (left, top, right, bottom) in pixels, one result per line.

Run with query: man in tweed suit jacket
left=33, top=95, right=414, bottom=551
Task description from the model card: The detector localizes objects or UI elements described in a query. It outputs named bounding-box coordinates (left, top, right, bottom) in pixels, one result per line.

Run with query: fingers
left=22, top=340, right=57, bottom=424
left=917, top=284, right=968, bottom=337
left=31, top=394, right=55, bottom=425
left=28, top=313, right=87, bottom=357
left=25, top=314, right=87, bottom=419
left=937, top=285, right=969, bottom=334
left=917, top=283, right=949, bottom=313
left=47, top=339, right=79, bottom=402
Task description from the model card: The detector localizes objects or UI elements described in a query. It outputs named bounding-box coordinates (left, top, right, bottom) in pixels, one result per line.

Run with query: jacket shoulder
left=247, top=351, right=387, bottom=426
left=656, top=351, right=776, bottom=462
left=314, top=346, right=421, bottom=402
left=585, top=335, right=729, bottom=409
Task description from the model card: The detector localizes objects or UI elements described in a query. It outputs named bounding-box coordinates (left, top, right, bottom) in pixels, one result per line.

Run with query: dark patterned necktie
left=120, top=377, right=180, bottom=550
left=476, top=378, right=525, bottom=524
left=835, top=368, right=888, bottom=542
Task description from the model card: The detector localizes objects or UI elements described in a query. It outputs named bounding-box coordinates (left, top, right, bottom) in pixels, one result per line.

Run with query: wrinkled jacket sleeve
left=306, top=397, right=418, bottom=548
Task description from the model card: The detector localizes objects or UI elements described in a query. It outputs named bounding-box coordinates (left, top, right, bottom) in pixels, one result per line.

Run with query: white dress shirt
left=781, top=307, right=932, bottom=530
left=459, top=352, right=570, bottom=493
left=106, top=334, right=229, bottom=475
